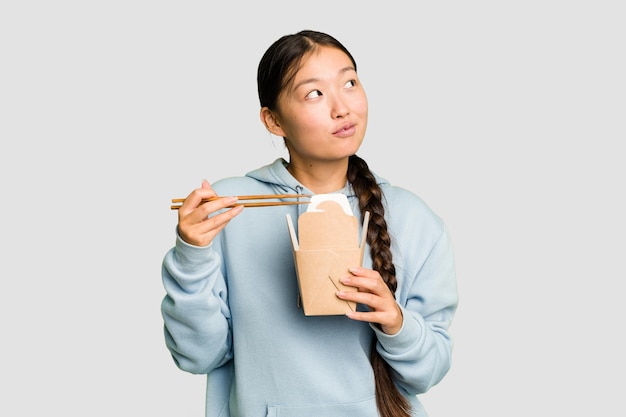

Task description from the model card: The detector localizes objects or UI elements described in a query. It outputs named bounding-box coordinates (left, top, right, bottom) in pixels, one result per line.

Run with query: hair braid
left=348, top=155, right=411, bottom=417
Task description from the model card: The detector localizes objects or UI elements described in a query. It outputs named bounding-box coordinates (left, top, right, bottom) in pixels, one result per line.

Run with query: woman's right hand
left=176, top=180, right=244, bottom=247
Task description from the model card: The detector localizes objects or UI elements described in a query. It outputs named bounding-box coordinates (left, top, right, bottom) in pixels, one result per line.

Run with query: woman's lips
left=333, top=123, right=356, bottom=138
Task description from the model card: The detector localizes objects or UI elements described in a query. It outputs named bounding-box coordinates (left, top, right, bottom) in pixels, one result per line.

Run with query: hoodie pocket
left=266, top=396, right=378, bottom=417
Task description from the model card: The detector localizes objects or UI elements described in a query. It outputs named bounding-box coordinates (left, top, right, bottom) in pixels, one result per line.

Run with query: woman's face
left=272, top=46, right=368, bottom=166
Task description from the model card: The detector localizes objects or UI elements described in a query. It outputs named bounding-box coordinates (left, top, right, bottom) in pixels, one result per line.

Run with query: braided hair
left=348, top=154, right=410, bottom=416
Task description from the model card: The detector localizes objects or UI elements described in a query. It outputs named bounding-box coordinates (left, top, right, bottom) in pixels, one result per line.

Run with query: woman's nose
left=330, top=95, right=349, bottom=119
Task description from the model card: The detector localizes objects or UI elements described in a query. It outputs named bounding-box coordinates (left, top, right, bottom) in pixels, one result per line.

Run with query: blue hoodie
left=161, top=158, right=458, bottom=417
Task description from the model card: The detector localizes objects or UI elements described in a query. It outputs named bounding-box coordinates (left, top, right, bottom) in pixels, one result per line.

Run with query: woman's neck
left=287, top=159, right=349, bottom=194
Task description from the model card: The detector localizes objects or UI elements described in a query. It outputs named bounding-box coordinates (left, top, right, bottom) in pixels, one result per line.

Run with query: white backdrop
left=1, top=1, right=624, bottom=416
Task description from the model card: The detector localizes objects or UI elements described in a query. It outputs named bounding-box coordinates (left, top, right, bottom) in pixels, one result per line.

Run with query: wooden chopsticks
left=171, top=194, right=312, bottom=210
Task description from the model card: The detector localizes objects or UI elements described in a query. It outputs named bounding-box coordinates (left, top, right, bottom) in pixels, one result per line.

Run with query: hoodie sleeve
left=160, top=232, right=233, bottom=374
left=372, top=224, right=458, bottom=396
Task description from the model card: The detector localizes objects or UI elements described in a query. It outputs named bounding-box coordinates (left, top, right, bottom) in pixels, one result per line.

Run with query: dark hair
left=257, top=30, right=356, bottom=110
left=257, top=30, right=410, bottom=417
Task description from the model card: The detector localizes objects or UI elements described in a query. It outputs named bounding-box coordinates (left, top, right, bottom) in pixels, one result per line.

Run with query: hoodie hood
left=245, top=158, right=389, bottom=199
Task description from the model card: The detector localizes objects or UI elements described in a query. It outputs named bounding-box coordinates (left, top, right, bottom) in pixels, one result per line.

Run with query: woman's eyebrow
left=293, top=66, right=356, bottom=91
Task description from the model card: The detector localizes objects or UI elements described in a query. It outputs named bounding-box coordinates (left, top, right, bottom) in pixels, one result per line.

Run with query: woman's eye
left=306, top=90, right=323, bottom=99
left=344, top=80, right=356, bottom=88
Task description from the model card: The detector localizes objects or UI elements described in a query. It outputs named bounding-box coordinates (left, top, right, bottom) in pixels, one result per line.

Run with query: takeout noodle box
left=286, top=194, right=370, bottom=316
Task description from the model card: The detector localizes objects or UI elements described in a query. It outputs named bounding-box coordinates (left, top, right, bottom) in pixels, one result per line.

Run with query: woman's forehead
left=293, top=47, right=354, bottom=81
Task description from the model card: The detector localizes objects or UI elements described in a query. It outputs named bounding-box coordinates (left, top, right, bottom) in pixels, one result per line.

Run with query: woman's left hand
left=337, top=266, right=403, bottom=335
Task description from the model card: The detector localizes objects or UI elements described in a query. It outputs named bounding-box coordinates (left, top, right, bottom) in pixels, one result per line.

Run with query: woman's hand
left=337, top=266, right=403, bottom=335
left=177, top=180, right=244, bottom=247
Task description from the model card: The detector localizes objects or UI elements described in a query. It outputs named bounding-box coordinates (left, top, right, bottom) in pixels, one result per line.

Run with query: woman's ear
left=260, top=107, right=286, bottom=137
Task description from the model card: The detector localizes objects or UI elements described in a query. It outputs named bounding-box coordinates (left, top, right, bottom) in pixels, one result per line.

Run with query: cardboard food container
left=286, top=194, right=370, bottom=316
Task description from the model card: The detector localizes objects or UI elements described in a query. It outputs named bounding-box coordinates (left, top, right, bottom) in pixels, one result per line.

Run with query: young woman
left=161, top=30, right=458, bottom=417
